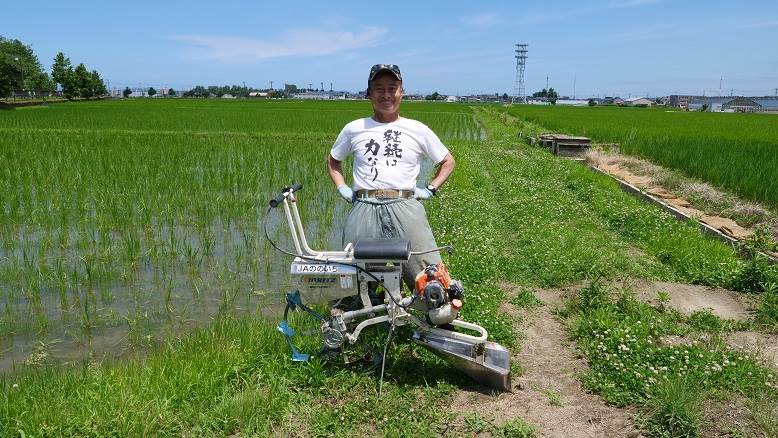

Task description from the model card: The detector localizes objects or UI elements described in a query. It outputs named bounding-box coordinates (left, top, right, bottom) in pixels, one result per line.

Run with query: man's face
left=369, top=73, right=403, bottom=118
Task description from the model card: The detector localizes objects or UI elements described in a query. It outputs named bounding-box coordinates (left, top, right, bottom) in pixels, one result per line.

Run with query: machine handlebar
left=269, top=183, right=303, bottom=208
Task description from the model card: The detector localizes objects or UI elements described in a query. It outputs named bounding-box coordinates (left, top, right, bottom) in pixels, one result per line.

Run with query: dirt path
left=451, top=285, right=642, bottom=437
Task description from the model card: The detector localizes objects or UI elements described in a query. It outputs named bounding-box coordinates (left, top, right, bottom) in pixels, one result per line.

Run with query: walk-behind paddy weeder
left=265, top=184, right=511, bottom=392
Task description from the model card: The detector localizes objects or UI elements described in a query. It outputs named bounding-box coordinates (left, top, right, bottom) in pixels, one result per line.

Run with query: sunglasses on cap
left=368, top=64, right=402, bottom=82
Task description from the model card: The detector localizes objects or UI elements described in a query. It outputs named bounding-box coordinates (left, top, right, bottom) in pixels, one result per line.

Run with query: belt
left=355, top=189, right=413, bottom=199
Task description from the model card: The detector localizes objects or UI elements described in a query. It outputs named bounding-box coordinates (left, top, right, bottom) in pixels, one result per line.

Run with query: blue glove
left=337, top=185, right=353, bottom=203
left=414, top=187, right=434, bottom=200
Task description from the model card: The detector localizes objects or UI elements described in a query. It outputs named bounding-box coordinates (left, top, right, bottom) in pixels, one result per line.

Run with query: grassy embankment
left=2, top=100, right=777, bottom=436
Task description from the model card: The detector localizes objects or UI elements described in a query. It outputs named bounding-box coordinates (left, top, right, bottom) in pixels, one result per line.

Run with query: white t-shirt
left=330, top=117, right=449, bottom=190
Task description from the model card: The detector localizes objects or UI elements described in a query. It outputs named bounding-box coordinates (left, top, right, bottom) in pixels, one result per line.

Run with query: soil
left=625, top=279, right=753, bottom=321
left=726, top=331, right=778, bottom=369
left=450, top=283, right=642, bottom=437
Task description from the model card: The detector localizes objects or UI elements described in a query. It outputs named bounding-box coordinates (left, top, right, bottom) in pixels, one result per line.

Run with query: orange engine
left=414, top=262, right=452, bottom=295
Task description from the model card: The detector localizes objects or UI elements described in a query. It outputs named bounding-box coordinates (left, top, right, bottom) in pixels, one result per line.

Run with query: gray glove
left=337, top=185, right=353, bottom=203
left=414, top=187, right=434, bottom=200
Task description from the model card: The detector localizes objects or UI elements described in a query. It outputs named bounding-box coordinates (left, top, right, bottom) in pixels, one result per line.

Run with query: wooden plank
left=583, top=163, right=777, bottom=264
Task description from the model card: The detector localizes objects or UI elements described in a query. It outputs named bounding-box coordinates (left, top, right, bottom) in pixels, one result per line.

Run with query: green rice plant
left=502, top=105, right=778, bottom=208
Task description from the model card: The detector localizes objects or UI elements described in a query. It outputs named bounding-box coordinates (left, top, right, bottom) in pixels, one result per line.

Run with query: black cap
left=368, top=64, right=402, bottom=84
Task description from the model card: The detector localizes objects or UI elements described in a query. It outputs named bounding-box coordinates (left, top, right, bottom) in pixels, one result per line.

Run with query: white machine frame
left=280, top=191, right=489, bottom=346
left=271, top=185, right=511, bottom=391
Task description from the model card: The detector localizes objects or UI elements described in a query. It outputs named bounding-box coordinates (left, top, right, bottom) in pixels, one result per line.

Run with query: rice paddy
left=0, top=99, right=483, bottom=370
left=2, top=100, right=777, bottom=436
left=500, top=105, right=778, bottom=209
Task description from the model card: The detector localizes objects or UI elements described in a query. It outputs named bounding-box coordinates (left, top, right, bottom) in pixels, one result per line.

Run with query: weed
left=495, top=417, right=537, bottom=438
left=756, top=284, right=778, bottom=330
left=640, top=375, right=701, bottom=438
left=463, top=413, right=493, bottom=434
left=510, top=288, right=542, bottom=309
left=544, top=389, right=564, bottom=406
left=656, top=290, right=671, bottom=312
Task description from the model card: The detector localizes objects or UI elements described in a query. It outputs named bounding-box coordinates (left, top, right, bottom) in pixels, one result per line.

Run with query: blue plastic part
left=278, top=291, right=322, bottom=362
left=278, top=320, right=311, bottom=362
left=277, top=320, right=295, bottom=337
left=291, top=349, right=311, bottom=362
left=286, top=291, right=303, bottom=307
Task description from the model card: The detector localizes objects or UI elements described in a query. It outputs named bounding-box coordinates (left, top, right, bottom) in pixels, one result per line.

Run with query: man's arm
left=327, top=153, right=347, bottom=187
left=429, top=153, right=455, bottom=189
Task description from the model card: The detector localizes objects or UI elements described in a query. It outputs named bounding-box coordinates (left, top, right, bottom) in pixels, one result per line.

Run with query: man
left=327, top=64, right=455, bottom=289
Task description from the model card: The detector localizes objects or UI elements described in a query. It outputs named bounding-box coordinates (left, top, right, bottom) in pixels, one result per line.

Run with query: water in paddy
left=0, top=207, right=347, bottom=373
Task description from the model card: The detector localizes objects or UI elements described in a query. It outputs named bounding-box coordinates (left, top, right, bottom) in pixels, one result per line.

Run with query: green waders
left=343, top=197, right=442, bottom=290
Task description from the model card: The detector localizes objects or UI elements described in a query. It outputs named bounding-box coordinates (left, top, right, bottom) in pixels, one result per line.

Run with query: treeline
left=181, top=85, right=284, bottom=98
left=52, top=52, right=107, bottom=99
left=0, top=35, right=107, bottom=99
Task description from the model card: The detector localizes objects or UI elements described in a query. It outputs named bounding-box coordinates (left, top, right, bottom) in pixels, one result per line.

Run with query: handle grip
left=269, top=183, right=303, bottom=208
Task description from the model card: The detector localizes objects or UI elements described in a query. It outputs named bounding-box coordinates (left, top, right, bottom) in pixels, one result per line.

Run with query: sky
left=4, top=0, right=778, bottom=97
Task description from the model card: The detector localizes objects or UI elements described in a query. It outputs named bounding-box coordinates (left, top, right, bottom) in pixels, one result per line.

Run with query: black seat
left=353, top=238, right=411, bottom=261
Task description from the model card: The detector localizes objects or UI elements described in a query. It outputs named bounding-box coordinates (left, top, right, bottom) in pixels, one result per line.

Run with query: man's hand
left=414, top=187, right=434, bottom=200
left=337, top=185, right=353, bottom=203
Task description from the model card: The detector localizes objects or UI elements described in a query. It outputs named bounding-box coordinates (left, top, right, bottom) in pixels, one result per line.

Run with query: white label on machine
left=339, top=274, right=353, bottom=289
left=291, top=262, right=357, bottom=275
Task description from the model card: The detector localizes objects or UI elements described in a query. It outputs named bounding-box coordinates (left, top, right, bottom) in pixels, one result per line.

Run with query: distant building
left=754, top=97, right=778, bottom=113
left=293, top=92, right=331, bottom=100
left=248, top=91, right=269, bottom=98
left=623, top=97, right=653, bottom=107
left=221, top=94, right=236, bottom=99
left=688, top=96, right=761, bottom=112
left=445, top=95, right=459, bottom=102
left=667, top=95, right=695, bottom=108
left=555, top=99, right=589, bottom=106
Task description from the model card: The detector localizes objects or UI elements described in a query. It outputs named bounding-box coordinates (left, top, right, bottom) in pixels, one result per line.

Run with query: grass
left=2, top=315, right=464, bottom=436
left=2, top=99, right=778, bottom=436
left=639, top=375, right=701, bottom=438
left=562, top=280, right=778, bottom=437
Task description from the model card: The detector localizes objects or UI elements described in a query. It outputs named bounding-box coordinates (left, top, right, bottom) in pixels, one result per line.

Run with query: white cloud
left=737, top=19, right=778, bottom=29
left=461, top=13, right=500, bottom=26
left=170, top=27, right=387, bottom=61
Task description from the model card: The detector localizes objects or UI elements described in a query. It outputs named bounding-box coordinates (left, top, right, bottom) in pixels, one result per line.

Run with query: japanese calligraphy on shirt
left=363, top=129, right=404, bottom=181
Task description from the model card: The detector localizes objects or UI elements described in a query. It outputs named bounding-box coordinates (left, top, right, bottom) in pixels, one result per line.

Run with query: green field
left=501, top=105, right=778, bottom=209
left=1, top=100, right=777, bottom=436
left=0, top=99, right=482, bottom=365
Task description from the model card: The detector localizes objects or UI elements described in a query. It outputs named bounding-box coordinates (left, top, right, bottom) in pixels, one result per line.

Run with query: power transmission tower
left=512, top=44, right=528, bottom=104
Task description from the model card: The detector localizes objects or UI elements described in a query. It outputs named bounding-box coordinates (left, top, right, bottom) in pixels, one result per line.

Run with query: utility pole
left=270, top=80, right=273, bottom=90
left=573, top=72, right=576, bottom=99
left=546, top=74, right=549, bottom=91
left=320, top=82, right=324, bottom=92
left=512, top=43, right=528, bottom=104
left=719, top=77, right=722, bottom=97
left=330, top=82, right=333, bottom=92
